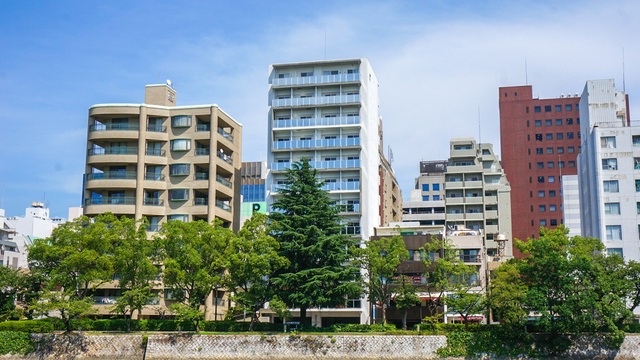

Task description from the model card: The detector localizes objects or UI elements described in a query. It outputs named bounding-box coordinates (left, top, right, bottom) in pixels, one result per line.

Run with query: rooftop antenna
left=525, top=57, right=528, bottom=85
left=324, top=30, right=327, bottom=60
left=622, top=47, right=626, bottom=92
left=478, top=106, right=482, bottom=145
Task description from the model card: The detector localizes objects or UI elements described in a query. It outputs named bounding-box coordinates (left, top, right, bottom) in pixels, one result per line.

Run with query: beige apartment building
left=83, top=84, right=242, bottom=232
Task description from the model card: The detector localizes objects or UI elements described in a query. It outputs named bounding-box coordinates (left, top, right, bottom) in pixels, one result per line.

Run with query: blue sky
left=1, top=0, right=639, bottom=218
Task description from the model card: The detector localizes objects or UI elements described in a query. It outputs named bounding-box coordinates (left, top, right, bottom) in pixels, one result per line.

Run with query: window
left=603, top=180, right=619, bottom=193
left=635, top=158, right=640, bottom=170
left=537, top=162, right=544, bottom=169
left=170, top=139, right=191, bottom=151
left=566, top=118, right=573, bottom=125
left=557, top=147, right=564, bottom=154
left=347, top=68, right=359, bottom=74
left=547, top=147, right=554, bottom=154
left=636, top=179, right=640, bottom=192
left=601, top=136, right=616, bottom=148
left=322, top=70, right=339, bottom=75
left=568, top=161, right=576, bottom=168
left=559, top=161, right=565, bottom=168
left=555, top=105, right=562, bottom=112
left=556, top=133, right=564, bottom=140
left=608, top=248, right=623, bottom=257
left=300, top=71, right=314, bottom=77
left=547, top=162, right=554, bottom=168
left=550, top=205, right=557, bottom=212
left=347, top=156, right=360, bottom=160
left=606, top=225, right=622, bottom=240
left=546, top=133, right=553, bottom=140
left=433, top=184, right=440, bottom=191
left=602, top=158, right=618, bottom=170
left=550, top=219, right=558, bottom=226
left=556, top=119, right=563, bottom=125
left=566, top=104, right=573, bottom=111
left=605, top=203, right=621, bottom=215
left=538, top=191, right=545, bottom=198
left=536, top=148, right=543, bottom=155
left=535, top=134, right=543, bottom=141
left=540, top=219, right=547, bottom=226
left=171, top=115, right=192, bottom=128
left=548, top=176, right=555, bottom=183
left=169, top=189, right=189, bottom=201
left=637, top=202, right=640, bottom=214
left=168, top=214, right=189, bottom=222
left=545, top=119, right=552, bottom=126
left=534, top=106, right=541, bottom=113
left=433, top=195, right=440, bottom=200
left=170, top=164, right=190, bottom=175
left=422, top=184, right=429, bottom=191
left=549, top=190, right=557, bottom=197
left=537, top=176, right=545, bottom=183
left=535, top=120, right=542, bottom=127
left=545, top=105, right=552, bottom=112
left=633, top=135, right=640, bottom=147
left=568, top=146, right=575, bottom=153
left=539, top=205, right=546, bottom=212
left=422, top=196, right=429, bottom=201
left=567, top=132, right=574, bottom=139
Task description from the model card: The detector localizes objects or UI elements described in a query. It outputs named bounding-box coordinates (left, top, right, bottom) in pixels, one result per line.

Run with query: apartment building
left=444, top=138, right=513, bottom=258
left=577, top=79, right=638, bottom=260
left=499, top=85, right=581, bottom=246
left=266, top=58, right=402, bottom=325
left=403, top=161, right=447, bottom=226
left=83, top=84, right=242, bottom=232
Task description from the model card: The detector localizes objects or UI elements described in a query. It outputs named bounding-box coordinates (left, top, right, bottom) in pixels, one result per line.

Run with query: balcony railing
left=271, top=73, right=360, bottom=86
left=196, top=124, right=211, bottom=132
left=217, top=128, right=234, bottom=142
left=145, top=173, right=165, bottom=181
left=460, top=254, right=481, bottom=263
left=215, top=200, right=231, bottom=212
left=217, top=152, right=233, bottom=164
left=273, top=137, right=360, bottom=150
left=147, top=224, right=162, bottom=232
left=193, top=198, right=209, bottom=206
left=195, top=148, right=211, bottom=156
left=271, top=159, right=360, bottom=171
left=273, top=116, right=360, bottom=128
left=85, top=171, right=136, bottom=180
left=216, top=175, right=232, bottom=188
left=322, top=181, right=360, bottom=191
left=89, top=123, right=139, bottom=132
left=84, top=197, right=136, bottom=205
left=335, top=202, right=361, bottom=213
left=271, top=94, right=360, bottom=108
left=194, top=172, right=209, bottom=180
left=88, top=147, right=138, bottom=156
left=146, top=124, right=167, bottom=133
left=143, top=198, right=164, bottom=206
left=145, top=149, right=166, bottom=156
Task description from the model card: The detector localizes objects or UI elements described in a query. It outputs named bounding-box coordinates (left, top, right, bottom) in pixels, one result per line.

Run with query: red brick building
left=499, top=85, right=581, bottom=256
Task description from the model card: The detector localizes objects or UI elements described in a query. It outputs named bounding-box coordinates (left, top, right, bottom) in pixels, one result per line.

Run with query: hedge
left=0, top=331, right=34, bottom=354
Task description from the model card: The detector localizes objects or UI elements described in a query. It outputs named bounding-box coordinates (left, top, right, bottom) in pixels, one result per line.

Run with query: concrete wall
left=10, top=334, right=640, bottom=359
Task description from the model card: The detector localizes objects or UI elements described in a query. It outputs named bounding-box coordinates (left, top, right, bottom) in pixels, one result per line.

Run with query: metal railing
left=84, top=197, right=136, bottom=205
left=85, top=171, right=136, bottom=180
left=195, top=148, right=211, bottom=156
left=88, top=147, right=138, bottom=156
left=271, top=73, right=359, bottom=86
left=272, top=137, right=360, bottom=150
left=89, top=123, right=139, bottom=132
left=217, top=152, right=233, bottom=164
left=143, top=198, right=164, bottom=206
left=145, top=173, right=165, bottom=181
left=271, top=159, right=360, bottom=171
left=146, top=149, right=166, bottom=156
left=196, top=124, right=211, bottom=132
left=271, top=94, right=360, bottom=107
left=273, top=116, right=360, bottom=128
left=216, top=175, right=232, bottom=188
left=193, top=198, right=209, bottom=206
left=217, top=128, right=234, bottom=141
left=215, top=200, right=231, bottom=212
left=146, top=124, right=167, bottom=133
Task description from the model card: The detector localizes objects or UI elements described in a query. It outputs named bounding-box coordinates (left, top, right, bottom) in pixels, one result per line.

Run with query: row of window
left=536, top=204, right=558, bottom=212
left=536, top=219, right=560, bottom=227
left=422, top=195, right=442, bottom=201
left=533, top=147, right=578, bottom=156
left=534, top=176, right=557, bottom=183
left=532, top=132, right=577, bottom=141
left=421, top=183, right=441, bottom=192
left=277, top=68, right=359, bottom=78
left=531, top=104, right=577, bottom=113
left=531, top=190, right=558, bottom=198
left=533, top=160, right=575, bottom=169
left=532, top=118, right=578, bottom=127
left=602, top=135, right=640, bottom=149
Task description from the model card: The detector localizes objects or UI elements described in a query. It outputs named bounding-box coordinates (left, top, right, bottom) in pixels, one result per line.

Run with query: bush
left=0, top=331, right=34, bottom=354
left=330, top=323, right=396, bottom=333
left=0, top=319, right=56, bottom=333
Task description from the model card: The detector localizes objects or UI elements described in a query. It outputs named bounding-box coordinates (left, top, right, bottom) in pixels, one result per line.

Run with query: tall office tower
left=577, top=79, right=637, bottom=260
left=444, top=138, right=513, bottom=258
left=499, top=85, right=581, bottom=250
left=266, top=59, right=401, bottom=325
left=403, top=161, right=447, bottom=226
left=83, top=84, right=243, bottom=232
left=240, top=161, right=267, bottom=225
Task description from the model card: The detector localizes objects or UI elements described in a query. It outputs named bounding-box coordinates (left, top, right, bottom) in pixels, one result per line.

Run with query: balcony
left=216, top=175, right=232, bottom=188
left=272, top=137, right=360, bottom=150
left=460, top=254, right=482, bottom=263
left=215, top=200, right=231, bottom=212
left=271, top=159, right=360, bottom=171
left=84, top=197, right=136, bottom=205
left=88, top=147, right=138, bottom=156
left=146, top=124, right=167, bottom=133
left=85, top=171, right=136, bottom=180
left=142, top=198, right=163, bottom=206
left=196, top=124, right=211, bottom=132
left=217, top=152, right=233, bottom=164
left=195, top=148, right=211, bottom=156
left=193, top=198, right=209, bottom=206
left=271, top=94, right=360, bottom=108
left=323, top=181, right=360, bottom=191
left=145, top=149, right=166, bottom=156
left=273, top=116, right=360, bottom=128
left=446, top=164, right=483, bottom=173
left=217, top=128, right=234, bottom=142
left=89, top=123, right=139, bottom=132
left=194, top=172, right=209, bottom=181
left=271, top=73, right=360, bottom=87
left=145, top=173, right=165, bottom=181
left=335, top=202, right=361, bottom=213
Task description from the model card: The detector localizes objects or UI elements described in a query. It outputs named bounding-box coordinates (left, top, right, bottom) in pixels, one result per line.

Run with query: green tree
left=394, top=275, right=420, bottom=330
left=356, top=235, right=408, bottom=324
left=270, top=158, right=362, bottom=327
left=158, top=219, right=231, bottom=331
left=0, top=266, right=20, bottom=319
left=488, top=261, right=527, bottom=327
left=28, top=213, right=117, bottom=331
left=225, top=213, right=288, bottom=330
left=111, top=217, right=161, bottom=331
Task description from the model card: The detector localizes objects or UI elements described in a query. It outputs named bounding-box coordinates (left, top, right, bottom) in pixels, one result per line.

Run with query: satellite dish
left=166, top=79, right=173, bottom=87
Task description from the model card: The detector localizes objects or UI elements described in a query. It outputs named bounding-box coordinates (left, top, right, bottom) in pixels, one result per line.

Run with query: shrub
left=0, top=331, right=34, bottom=354
left=0, top=319, right=55, bottom=333
left=330, top=323, right=396, bottom=333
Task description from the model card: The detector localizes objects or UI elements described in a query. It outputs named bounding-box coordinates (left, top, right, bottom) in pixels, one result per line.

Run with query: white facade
left=0, top=209, right=31, bottom=269
left=577, top=79, right=638, bottom=259
left=8, top=202, right=61, bottom=239
left=403, top=161, right=446, bottom=226
left=266, top=59, right=383, bottom=325
left=561, top=175, right=582, bottom=237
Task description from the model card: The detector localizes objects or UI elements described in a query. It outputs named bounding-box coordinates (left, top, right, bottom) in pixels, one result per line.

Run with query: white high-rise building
left=266, top=59, right=401, bottom=325
left=577, top=79, right=638, bottom=259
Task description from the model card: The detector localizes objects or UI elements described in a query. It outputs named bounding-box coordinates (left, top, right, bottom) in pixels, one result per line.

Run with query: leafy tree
left=394, top=276, right=420, bottom=330
left=111, top=217, right=161, bottom=331
left=356, top=235, right=408, bottom=324
left=268, top=296, right=291, bottom=324
left=488, top=261, right=527, bottom=327
left=158, top=219, right=231, bottom=331
left=225, top=213, right=288, bottom=330
left=447, top=290, right=484, bottom=328
left=0, top=266, right=20, bottom=319
left=30, top=291, right=95, bottom=332
left=270, top=158, right=362, bottom=327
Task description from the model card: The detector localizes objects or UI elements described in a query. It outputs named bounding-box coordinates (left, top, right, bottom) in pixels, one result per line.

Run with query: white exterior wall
left=561, top=175, right=582, bottom=237
left=7, top=203, right=60, bottom=239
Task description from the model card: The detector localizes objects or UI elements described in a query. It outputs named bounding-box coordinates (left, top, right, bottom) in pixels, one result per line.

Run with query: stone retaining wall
left=5, top=333, right=640, bottom=359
